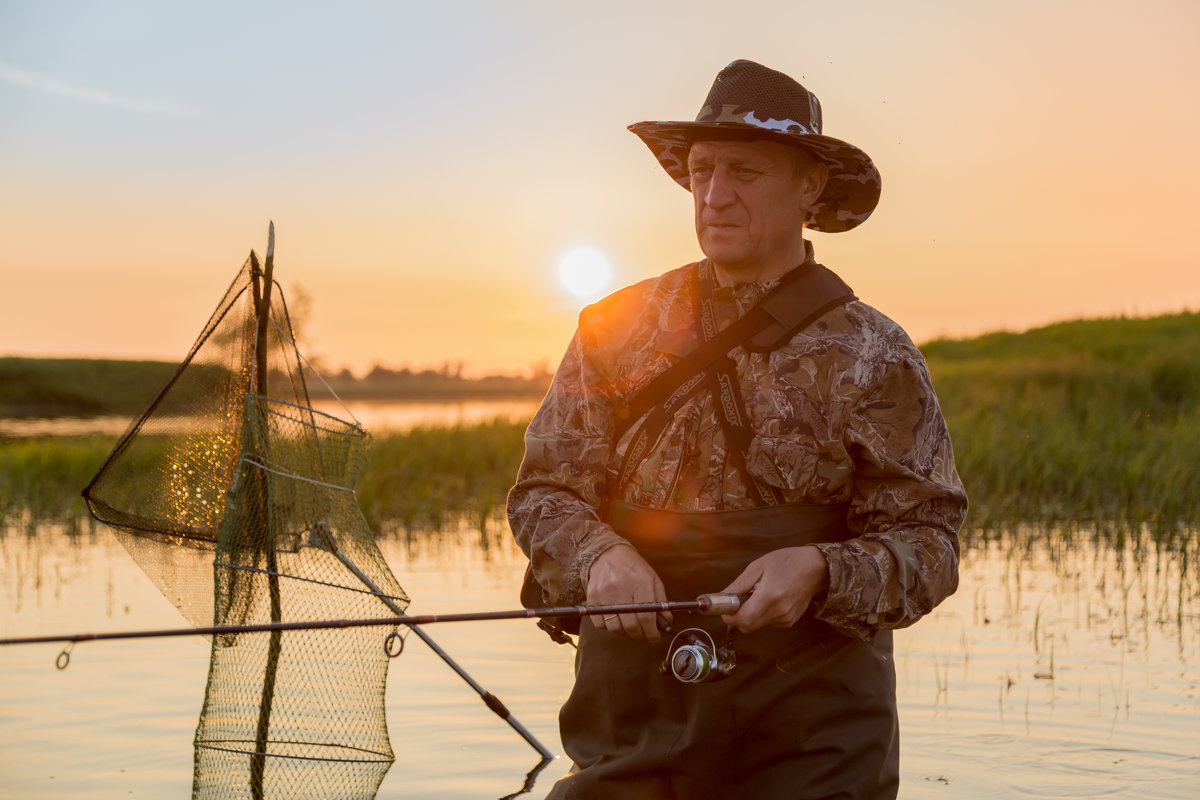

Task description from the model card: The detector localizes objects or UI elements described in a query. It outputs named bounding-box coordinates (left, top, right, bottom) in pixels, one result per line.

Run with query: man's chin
left=698, top=240, right=749, bottom=267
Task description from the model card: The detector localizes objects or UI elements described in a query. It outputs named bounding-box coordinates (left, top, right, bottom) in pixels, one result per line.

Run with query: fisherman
left=508, top=59, right=965, bottom=799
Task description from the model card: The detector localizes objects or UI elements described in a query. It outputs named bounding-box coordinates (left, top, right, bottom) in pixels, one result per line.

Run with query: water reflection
left=0, top=398, right=542, bottom=439
left=895, top=527, right=1199, bottom=798
left=311, top=398, right=541, bottom=432
left=0, top=414, right=136, bottom=438
left=1, top=519, right=1197, bottom=798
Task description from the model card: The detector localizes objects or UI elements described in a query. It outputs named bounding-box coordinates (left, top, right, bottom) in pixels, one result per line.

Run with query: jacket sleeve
left=506, top=324, right=630, bottom=605
left=812, top=354, right=966, bottom=640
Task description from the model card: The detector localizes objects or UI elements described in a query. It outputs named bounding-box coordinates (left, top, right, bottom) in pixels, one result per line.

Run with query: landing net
left=83, top=246, right=408, bottom=799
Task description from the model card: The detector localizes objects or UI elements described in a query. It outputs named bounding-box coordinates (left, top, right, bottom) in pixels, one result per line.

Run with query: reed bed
left=0, top=436, right=112, bottom=524
left=0, top=422, right=529, bottom=533
left=924, top=312, right=1200, bottom=540
left=356, top=418, right=528, bottom=531
left=3, top=313, right=1198, bottom=542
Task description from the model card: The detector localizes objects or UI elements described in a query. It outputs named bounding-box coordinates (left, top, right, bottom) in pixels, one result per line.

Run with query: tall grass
left=0, top=421, right=530, bottom=533
left=0, top=436, right=112, bottom=523
left=3, top=313, right=1198, bottom=539
left=356, top=419, right=528, bottom=531
left=924, top=312, right=1200, bottom=537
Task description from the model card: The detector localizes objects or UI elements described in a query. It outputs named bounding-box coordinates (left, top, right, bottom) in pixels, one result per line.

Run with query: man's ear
left=801, top=162, right=830, bottom=208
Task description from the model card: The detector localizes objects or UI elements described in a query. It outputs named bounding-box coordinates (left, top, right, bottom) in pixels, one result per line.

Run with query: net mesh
left=83, top=252, right=408, bottom=799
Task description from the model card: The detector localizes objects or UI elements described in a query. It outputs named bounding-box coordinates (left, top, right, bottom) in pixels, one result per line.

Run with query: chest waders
left=552, top=504, right=899, bottom=800
left=547, top=262, right=898, bottom=799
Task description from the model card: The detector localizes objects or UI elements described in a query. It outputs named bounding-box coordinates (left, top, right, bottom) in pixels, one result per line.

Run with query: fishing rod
left=0, top=593, right=744, bottom=648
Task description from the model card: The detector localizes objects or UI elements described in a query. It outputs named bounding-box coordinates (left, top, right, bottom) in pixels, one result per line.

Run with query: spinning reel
left=662, top=626, right=737, bottom=683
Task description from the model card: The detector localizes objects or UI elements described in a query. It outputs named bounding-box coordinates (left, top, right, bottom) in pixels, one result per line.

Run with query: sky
left=1, top=0, right=1198, bottom=376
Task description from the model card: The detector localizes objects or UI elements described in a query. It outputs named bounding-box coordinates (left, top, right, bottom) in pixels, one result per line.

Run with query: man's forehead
left=687, top=138, right=795, bottom=163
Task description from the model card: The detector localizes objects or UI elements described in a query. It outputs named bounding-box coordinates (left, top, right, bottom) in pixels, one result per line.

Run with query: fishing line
left=267, top=313, right=363, bottom=429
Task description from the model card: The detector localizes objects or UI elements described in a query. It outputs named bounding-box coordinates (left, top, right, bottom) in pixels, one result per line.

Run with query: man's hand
left=586, top=543, right=670, bottom=641
left=720, top=546, right=828, bottom=633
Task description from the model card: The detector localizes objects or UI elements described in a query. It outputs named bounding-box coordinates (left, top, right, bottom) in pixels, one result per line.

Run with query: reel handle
left=696, top=592, right=745, bottom=615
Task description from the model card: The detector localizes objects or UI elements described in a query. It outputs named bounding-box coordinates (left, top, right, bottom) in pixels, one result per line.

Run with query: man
left=509, top=59, right=965, bottom=799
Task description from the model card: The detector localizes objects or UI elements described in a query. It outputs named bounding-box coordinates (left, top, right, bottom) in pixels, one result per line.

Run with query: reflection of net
left=83, top=253, right=407, bottom=799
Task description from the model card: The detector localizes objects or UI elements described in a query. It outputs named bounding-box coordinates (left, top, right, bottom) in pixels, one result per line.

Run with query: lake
left=0, top=397, right=543, bottom=439
left=1, top=515, right=1196, bottom=799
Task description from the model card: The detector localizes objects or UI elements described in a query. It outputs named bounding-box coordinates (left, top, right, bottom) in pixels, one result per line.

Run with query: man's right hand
left=585, top=543, right=671, bottom=642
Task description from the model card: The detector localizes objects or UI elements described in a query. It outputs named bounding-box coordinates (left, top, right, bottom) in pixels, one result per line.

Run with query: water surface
left=1, top=521, right=1196, bottom=798
left=0, top=397, right=542, bottom=439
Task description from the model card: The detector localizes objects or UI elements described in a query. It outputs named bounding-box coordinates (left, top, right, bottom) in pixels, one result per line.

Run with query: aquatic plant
left=3, top=313, right=1198, bottom=540
left=925, top=312, right=1200, bottom=539
left=355, top=418, right=528, bottom=532
left=0, top=436, right=111, bottom=523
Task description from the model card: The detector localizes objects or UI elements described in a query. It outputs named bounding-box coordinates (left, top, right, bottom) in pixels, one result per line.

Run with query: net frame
left=82, top=245, right=409, bottom=799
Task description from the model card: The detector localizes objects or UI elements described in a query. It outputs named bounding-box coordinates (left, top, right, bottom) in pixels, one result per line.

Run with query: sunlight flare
left=556, top=246, right=614, bottom=301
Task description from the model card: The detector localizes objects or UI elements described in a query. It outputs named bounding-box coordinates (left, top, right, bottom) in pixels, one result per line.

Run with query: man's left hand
left=719, top=546, right=829, bottom=633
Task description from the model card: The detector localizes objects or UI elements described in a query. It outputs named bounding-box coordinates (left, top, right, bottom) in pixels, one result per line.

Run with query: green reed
left=4, top=312, right=1198, bottom=539
left=924, top=312, right=1200, bottom=538
left=0, top=422, right=530, bottom=533
left=0, top=436, right=113, bottom=523
left=356, top=419, right=529, bottom=532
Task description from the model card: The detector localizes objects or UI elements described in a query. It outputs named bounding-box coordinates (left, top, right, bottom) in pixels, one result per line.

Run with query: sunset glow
left=557, top=246, right=614, bottom=302
left=0, top=1, right=1197, bottom=375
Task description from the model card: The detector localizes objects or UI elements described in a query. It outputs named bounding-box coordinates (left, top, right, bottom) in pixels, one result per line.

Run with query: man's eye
left=690, top=166, right=713, bottom=180
left=736, top=168, right=760, bottom=180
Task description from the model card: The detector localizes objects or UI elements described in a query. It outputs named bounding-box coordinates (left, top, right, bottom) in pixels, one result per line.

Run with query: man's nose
left=701, top=170, right=736, bottom=209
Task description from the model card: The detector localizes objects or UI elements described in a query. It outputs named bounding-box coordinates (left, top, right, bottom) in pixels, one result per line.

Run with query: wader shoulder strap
left=610, top=261, right=855, bottom=498
left=694, top=265, right=785, bottom=507
left=611, top=261, right=855, bottom=447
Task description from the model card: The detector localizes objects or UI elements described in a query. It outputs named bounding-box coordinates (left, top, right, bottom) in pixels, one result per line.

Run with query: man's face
left=688, top=139, right=824, bottom=282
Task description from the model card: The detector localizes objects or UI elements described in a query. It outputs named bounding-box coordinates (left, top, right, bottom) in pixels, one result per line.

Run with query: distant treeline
left=3, top=312, right=1198, bottom=535
left=0, top=357, right=553, bottom=418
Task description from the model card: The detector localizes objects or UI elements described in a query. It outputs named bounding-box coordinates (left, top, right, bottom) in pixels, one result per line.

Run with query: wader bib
left=548, top=501, right=899, bottom=800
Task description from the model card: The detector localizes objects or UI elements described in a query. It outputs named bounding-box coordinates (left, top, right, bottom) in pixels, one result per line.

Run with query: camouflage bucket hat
left=628, top=59, right=881, bottom=233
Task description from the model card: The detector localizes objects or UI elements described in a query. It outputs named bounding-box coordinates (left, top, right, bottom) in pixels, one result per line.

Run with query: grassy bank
left=3, top=312, right=1198, bottom=535
left=924, top=312, right=1200, bottom=534
left=356, top=419, right=528, bottom=531
left=0, top=358, right=179, bottom=417
left=0, top=436, right=114, bottom=523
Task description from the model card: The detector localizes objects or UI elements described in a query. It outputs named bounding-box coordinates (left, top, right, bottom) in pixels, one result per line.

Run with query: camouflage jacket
left=507, top=251, right=965, bottom=640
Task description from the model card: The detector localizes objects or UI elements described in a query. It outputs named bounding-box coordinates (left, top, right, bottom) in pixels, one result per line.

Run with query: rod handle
left=697, top=592, right=744, bottom=615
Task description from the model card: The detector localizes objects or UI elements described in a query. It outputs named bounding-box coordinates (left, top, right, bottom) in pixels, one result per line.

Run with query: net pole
left=324, top=542, right=553, bottom=759
left=249, top=223, right=280, bottom=800
left=404, top=624, right=552, bottom=759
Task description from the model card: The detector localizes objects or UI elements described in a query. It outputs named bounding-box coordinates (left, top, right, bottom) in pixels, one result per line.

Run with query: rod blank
left=0, top=593, right=744, bottom=647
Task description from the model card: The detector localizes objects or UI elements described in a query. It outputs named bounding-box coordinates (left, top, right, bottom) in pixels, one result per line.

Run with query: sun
left=556, top=246, right=614, bottom=301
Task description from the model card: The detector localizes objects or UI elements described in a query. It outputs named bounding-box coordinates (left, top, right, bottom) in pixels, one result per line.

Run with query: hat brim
left=628, top=120, right=881, bottom=233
